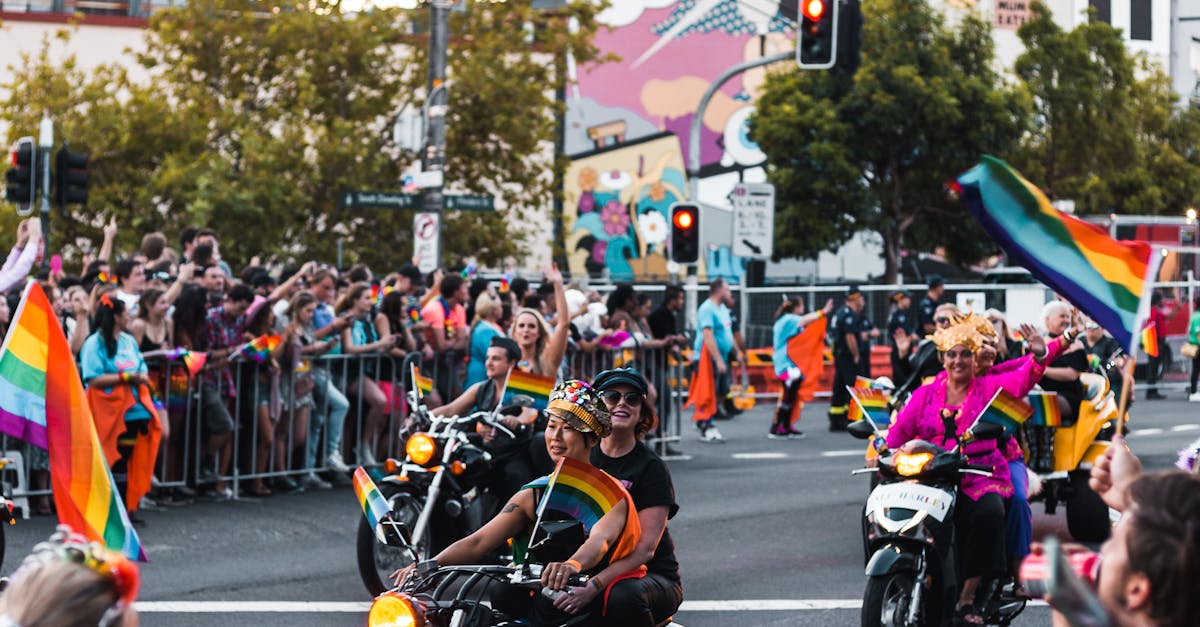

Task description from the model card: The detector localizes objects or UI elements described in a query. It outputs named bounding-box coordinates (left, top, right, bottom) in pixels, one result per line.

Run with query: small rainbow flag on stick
left=410, top=365, right=434, bottom=398
left=530, top=456, right=641, bottom=563
left=976, top=389, right=1035, bottom=435
left=0, top=283, right=146, bottom=560
left=161, top=348, right=207, bottom=376
left=1027, top=391, right=1063, bottom=427
left=502, top=369, right=555, bottom=411
left=1140, top=322, right=1159, bottom=358
left=353, top=467, right=393, bottom=540
left=848, top=387, right=891, bottom=428
left=240, top=334, right=281, bottom=363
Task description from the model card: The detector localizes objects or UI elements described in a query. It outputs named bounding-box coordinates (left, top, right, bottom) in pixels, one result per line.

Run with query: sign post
left=729, top=182, right=775, bottom=259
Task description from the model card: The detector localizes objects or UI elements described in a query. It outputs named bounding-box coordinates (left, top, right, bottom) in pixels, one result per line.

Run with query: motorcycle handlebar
left=963, top=463, right=994, bottom=472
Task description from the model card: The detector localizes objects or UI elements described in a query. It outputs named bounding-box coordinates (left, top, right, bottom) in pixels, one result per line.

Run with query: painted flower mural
left=601, top=199, right=631, bottom=236
left=638, top=210, right=668, bottom=245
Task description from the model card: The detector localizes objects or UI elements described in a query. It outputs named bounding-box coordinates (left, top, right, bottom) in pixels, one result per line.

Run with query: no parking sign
left=414, top=212, right=440, bottom=274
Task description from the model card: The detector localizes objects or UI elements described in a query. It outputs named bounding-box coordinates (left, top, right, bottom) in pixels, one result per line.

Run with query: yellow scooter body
left=1047, top=373, right=1124, bottom=473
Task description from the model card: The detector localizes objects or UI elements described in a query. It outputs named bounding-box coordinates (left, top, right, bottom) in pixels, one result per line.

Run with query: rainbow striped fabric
left=162, top=347, right=207, bottom=376
left=848, top=387, right=891, bottom=428
left=240, top=334, right=281, bottom=363
left=978, top=389, right=1035, bottom=435
left=956, top=156, right=1160, bottom=353
left=1027, top=391, right=1063, bottom=427
left=1141, top=323, right=1159, bottom=358
left=352, top=466, right=391, bottom=534
left=410, top=365, right=433, bottom=397
left=0, top=283, right=146, bottom=560
left=503, top=369, right=555, bottom=411
left=532, top=456, right=641, bottom=562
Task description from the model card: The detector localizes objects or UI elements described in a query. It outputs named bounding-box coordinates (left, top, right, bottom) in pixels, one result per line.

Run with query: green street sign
left=339, top=190, right=424, bottom=210
left=443, top=194, right=494, bottom=211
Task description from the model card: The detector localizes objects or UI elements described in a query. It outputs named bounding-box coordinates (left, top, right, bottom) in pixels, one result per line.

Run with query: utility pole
left=37, top=115, right=53, bottom=271
left=423, top=0, right=451, bottom=270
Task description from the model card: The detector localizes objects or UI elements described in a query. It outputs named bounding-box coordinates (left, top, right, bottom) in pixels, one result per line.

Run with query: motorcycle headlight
left=369, top=592, right=424, bottom=627
left=893, top=451, right=934, bottom=477
left=405, top=433, right=438, bottom=467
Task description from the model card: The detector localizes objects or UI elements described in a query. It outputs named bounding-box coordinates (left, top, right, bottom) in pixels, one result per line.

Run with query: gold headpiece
left=929, top=313, right=988, bottom=352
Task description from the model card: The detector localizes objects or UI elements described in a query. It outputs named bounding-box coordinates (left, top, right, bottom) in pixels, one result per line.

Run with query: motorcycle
left=849, top=419, right=1027, bottom=627
left=356, top=388, right=533, bottom=596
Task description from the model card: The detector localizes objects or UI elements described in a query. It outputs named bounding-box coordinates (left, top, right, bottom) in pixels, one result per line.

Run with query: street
left=2, top=396, right=1194, bottom=627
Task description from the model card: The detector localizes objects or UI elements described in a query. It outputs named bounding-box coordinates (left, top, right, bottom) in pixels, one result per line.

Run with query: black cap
left=250, top=272, right=276, bottom=289
left=489, top=336, right=520, bottom=362
left=891, top=290, right=909, bottom=303
left=846, top=285, right=863, bottom=300
left=928, top=275, right=944, bottom=288
left=397, top=264, right=422, bottom=282
left=593, top=368, right=648, bottom=396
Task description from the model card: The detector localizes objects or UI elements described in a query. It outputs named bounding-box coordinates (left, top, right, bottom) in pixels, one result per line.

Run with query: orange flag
left=784, top=315, right=828, bottom=425
left=684, top=344, right=717, bottom=423
left=86, top=384, right=163, bottom=513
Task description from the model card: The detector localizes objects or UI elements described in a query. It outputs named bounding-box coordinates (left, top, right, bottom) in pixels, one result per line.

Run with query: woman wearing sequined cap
left=391, top=380, right=641, bottom=624
left=885, top=313, right=1067, bottom=625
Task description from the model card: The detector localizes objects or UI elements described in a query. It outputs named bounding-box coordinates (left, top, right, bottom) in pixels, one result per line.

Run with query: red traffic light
left=673, top=209, right=695, bottom=231
left=802, top=0, right=826, bottom=21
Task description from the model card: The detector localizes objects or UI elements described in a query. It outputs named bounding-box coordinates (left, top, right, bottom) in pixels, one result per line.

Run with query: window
left=1089, top=0, right=1111, bottom=24
left=1129, top=0, right=1151, bottom=41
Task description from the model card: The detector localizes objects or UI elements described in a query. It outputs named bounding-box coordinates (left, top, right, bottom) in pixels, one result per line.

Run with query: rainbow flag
left=162, top=348, right=207, bottom=376
left=848, top=387, right=891, bottom=428
left=410, top=365, right=433, bottom=398
left=531, top=456, right=640, bottom=562
left=1141, top=323, right=1159, bottom=358
left=977, top=389, right=1035, bottom=435
left=1027, top=391, right=1063, bottom=427
left=0, top=283, right=145, bottom=560
left=240, top=334, right=281, bottom=363
left=502, top=369, right=555, bottom=411
left=956, top=156, right=1160, bottom=353
left=353, top=466, right=392, bottom=536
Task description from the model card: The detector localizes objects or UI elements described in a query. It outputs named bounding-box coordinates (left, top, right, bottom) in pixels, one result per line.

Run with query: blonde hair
left=473, top=291, right=502, bottom=326
left=509, top=307, right=552, bottom=374
left=0, top=560, right=123, bottom=627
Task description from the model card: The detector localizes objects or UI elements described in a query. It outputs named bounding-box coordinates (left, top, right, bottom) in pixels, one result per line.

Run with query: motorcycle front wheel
left=356, top=484, right=433, bottom=596
left=862, top=571, right=918, bottom=627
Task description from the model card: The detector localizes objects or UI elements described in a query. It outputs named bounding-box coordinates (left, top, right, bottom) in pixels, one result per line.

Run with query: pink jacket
left=886, top=339, right=1063, bottom=500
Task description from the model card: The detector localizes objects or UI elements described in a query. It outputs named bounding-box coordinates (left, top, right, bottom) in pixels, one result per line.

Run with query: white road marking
left=732, top=452, right=789, bottom=459
left=1170, top=424, right=1200, bottom=432
left=1129, top=428, right=1163, bottom=436
left=821, top=450, right=865, bottom=458
left=133, top=599, right=1048, bottom=613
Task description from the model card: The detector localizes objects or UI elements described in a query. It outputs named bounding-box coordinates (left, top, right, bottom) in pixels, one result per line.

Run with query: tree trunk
left=881, top=227, right=902, bottom=285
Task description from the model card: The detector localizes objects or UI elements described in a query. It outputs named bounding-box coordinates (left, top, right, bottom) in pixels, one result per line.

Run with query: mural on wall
left=563, top=0, right=796, bottom=281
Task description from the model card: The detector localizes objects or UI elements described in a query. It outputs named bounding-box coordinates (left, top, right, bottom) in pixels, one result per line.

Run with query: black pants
left=954, top=492, right=1006, bottom=581
left=599, top=572, right=683, bottom=627
left=1190, top=353, right=1200, bottom=395
left=828, top=352, right=858, bottom=423
left=1145, top=342, right=1164, bottom=394
left=774, top=375, right=804, bottom=428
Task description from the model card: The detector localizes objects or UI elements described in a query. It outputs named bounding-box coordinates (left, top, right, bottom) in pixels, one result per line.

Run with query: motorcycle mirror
left=509, top=394, right=534, bottom=408
left=847, top=420, right=877, bottom=440
left=968, top=421, right=1004, bottom=441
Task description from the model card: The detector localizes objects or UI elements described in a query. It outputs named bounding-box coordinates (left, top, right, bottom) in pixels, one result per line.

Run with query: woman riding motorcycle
left=885, top=313, right=1065, bottom=624
left=392, top=380, right=641, bottom=626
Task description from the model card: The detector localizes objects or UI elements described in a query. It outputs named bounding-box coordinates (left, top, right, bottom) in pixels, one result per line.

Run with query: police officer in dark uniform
left=828, top=286, right=866, bottom=431
left=886, top=290, right=915, bottom=379
left=915, top=275, right=945, bottom=335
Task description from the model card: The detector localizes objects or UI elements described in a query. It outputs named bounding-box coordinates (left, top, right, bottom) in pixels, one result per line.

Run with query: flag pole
left=1115, top=353, right=1135, bottom=436
left=848, top=386, right=882, bottom=434
left=526, top=457, right=564, bottom=562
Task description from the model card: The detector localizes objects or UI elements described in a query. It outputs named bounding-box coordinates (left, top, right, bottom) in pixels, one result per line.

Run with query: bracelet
left=564, top=559, right=582, bottom=573
left=120, top=372, right=131, bottom=383
left=590, top=577, right=604, bottom=592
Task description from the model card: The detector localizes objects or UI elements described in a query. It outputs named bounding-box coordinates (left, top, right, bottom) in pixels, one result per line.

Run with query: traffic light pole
left=37, top=116, right=53, bottom=271
left=423, top=0, right=451, bottom=270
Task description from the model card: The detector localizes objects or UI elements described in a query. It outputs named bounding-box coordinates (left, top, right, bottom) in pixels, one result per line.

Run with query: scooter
left=850, top=419, right=1026, bottom=627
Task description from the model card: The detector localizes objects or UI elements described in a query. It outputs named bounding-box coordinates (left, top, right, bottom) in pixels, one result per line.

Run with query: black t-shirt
left=833, top=305, right=859, bottom=353
left=1085, top=335, right=1122, bottom=363
left=647, top=305, right=678, bottom=340
left=916, top=295, right=938, bottom=334
left=886, top=308, right=912, bottom=345
left=1040, top=343, right=1088, bottom=406
left=590, top=442, right=680, bottom=582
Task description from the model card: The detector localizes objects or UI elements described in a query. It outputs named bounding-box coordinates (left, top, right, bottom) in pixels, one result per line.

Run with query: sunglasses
left=935, top=317, right=951, bottom=324
left=146, top=272, right=173, bottom=282
left=599, top=390, right=644, bottom=407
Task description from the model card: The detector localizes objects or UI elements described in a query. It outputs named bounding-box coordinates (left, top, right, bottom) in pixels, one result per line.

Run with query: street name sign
left=340, top=190, right=423, bottom=210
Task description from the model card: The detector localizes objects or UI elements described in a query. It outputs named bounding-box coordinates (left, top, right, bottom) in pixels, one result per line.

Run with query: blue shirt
left=693, top=299, right=734, bottom=360
left=80, top=332, right=152, bottom=421
left=772, top=314, right=804, bottom=376
left=313, top=302, right=334, bottom=331
left=465, top=321, right=503, bottom=388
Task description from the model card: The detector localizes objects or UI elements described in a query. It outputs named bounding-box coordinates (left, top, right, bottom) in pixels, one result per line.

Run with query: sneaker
left=128, top=512, right=147, bottom=528
left=698, top=423, right=725, bottom=442
left=138, top=495, right=166, bottom=512
left=767, top=425, right=789, bottom=440
left=203, top=486, right=234, bottom=502
left=271, top=477, right=305, bottom=494
left=1189, top=392, right=1200, bottom=402
left=356, top=446, right=379, bottom=467
left=785, top=427, right=807, bottom=440
left=1146, top=391, right=1167, bottom=400
left=326, top=451, right=351, bottom=473
left=301, top=472, right=333, bottom=491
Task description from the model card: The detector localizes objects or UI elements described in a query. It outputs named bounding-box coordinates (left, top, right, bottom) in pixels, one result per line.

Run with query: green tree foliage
left=750, top=0, right=1027, bottom=281
left=1012, top=2, right=1200, bottom=215
left=1, top=0, right=603, bottom=271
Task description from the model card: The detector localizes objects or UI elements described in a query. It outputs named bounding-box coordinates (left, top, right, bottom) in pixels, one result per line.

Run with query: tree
left=750, top=0, right=1028, bottom=282
left=1012, top=2, right=1200, bottom=215
left=1, top=0, right=606, bottom=271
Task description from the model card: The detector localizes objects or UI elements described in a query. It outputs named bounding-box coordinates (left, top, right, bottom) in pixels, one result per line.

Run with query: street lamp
left=1187, top=206, right=1197, bottom=222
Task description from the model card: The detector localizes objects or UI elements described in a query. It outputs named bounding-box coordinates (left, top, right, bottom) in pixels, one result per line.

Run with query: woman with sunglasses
left=885, top=314, right=1067, bottom=625
left=578, top=368, right=683, bottom=627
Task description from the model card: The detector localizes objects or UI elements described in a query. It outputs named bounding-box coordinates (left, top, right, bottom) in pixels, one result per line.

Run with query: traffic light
left=4, top=137, right=37, bottom=209
left=836, top=0, right=863, bottom=75
left=54, top=144, right=89, bottom=207
left=670, top=203, right=700, bottom=264
left=797, top=0, right=838, bottom=70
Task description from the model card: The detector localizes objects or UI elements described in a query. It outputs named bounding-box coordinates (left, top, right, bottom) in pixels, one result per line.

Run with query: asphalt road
left=3, top=394, right=1194, bottom=627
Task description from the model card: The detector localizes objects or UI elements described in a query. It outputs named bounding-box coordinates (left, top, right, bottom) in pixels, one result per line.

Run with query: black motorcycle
left=849, top=419, right=1026, bottom=627
left=356, top=392, right=532, bottom=596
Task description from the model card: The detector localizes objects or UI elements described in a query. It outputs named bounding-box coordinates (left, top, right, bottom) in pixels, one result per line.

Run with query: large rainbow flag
left=956, top=156, right=1160, bottom=352
left=502, top=369, right=555, bottom=411
left=0, top=283, right=146, bottom=560
left=531, top=456, right=641, bottom=562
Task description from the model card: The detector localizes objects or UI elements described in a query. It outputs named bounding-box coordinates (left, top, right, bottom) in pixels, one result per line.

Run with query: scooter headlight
left=893, top=451, right=934, bottom=477
left=405, top=433, right=438, bottom=467
left=368, top=592, right=424, bottom=627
